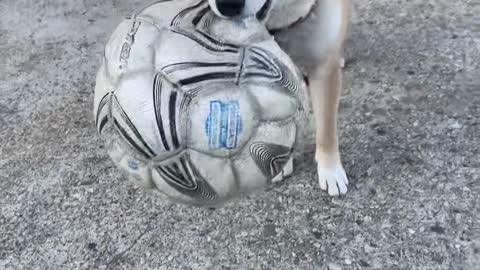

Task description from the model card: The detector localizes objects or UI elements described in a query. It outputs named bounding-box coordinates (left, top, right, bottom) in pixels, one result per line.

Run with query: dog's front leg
left=309, top=56, right=348, bottom=196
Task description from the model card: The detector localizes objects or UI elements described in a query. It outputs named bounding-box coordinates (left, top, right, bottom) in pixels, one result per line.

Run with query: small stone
left=359, top=260, right=371, bottom=267
left=263, top=224, right=276, bottom=237
left=449, top=122, right=461, bottom=129
left=87, top=243, right=97, bottom=250
left=345, top=259, right=352, bottom=265
left=328, top=263, right=342, bottom=270
left=313, top=243, right=321, bottom=248
left=430, top=224, right=446, bottom=234
left=408, top=229, right=416, bottom=234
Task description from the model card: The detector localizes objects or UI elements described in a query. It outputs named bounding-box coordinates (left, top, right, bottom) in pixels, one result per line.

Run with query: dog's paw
left=317, top=164, right=349, bottom=196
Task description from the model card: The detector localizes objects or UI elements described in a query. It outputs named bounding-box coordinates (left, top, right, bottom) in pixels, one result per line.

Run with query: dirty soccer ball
left=94, top=0, right=309, bottom=206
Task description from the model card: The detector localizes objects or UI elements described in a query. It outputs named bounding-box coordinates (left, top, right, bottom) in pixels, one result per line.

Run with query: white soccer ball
left=94, top=0, right=309, bottom=206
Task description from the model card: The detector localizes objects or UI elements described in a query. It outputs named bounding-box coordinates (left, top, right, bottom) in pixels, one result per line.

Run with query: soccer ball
left=94, top=0, right=309, bottom=206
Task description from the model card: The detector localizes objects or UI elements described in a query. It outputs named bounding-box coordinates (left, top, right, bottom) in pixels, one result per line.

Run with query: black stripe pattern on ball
left=249, top=142, right=292, bottom=179
left=159, top=1, right=303, bottom=94
left=112, top=94, right=157, bottom=159
left=162, top=62, right=238, bottom=74
left=153, top=73, right=183, bottom=153
left=153, top=73, right=171, bottom=151
left=155, top=155, right=217, bottom=201
left=96, top=91, right=157, bottom=159
left=168, top=91, right=180, bottom=148
left=96, top=92, right=111, bottom=134
left=161, top=61, right=239, bottom=87
left=170, top=0, right=240, bottom=54
left=245, top=47, right=300, bottom=94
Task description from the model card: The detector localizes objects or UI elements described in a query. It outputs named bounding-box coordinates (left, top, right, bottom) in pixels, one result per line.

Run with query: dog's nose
left=215, top=0, right=245, bottom=17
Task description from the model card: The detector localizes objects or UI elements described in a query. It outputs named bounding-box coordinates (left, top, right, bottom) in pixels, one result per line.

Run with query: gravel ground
left=0, top=0, right=479, bottom=269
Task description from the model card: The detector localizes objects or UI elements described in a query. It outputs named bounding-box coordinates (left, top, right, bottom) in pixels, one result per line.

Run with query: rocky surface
left=0, top=0, right=478, bottom=269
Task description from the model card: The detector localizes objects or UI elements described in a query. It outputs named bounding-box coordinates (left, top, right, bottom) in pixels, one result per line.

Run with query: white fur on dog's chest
left=266, top=0, right=317, bottom=30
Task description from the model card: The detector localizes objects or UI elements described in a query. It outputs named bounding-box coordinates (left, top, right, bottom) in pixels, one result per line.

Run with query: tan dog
left=208, top=0, right=351, bottom=196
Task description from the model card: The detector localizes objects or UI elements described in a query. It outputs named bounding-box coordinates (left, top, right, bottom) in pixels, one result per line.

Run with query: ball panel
left=246, top=120, right=297, bottom=177
left=118, top=156, right=154, bottom=189
left=246, top=84, right=298, bottom=122
left=271, top=157, right=294, bottom=183
left=246, top=42, right=308, bottom=95
left=111, top=79, right=158, bottom=159
left=158, top=57, right=241, bottom=89
left=100, top=126, right=155, bottom=189
left=187, top=83, right=260, bottom=158
left=95, top=91, right=111, bottom=135
left=231, top=121, right=297, bottom=193
left=112, top=73, right=188, bottom=160
left=150, top=152, right=229, bottom=205
left=103, top=19, right=158, bottom=85
left=231, top=150, right=269, bottom=194
left=150, top=73, right=188, bottom=155
left=151, top=166, right=199, bottom=205
left=250, top=121, right=297, bottom=150
left=103, top=19, right=134, bottom=81
left=188, top=150, right=236, bottom=198
left=94, top=64, right=113, bottom=118
left=136, top=0, right=202, bottom=28
left=249, top=142, right=292, bottom=179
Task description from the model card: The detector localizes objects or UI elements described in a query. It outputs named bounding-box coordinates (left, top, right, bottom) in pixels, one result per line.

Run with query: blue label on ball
left=128, top=160, right=139, bottom=170
left=205, top=100, right=243, bottom=150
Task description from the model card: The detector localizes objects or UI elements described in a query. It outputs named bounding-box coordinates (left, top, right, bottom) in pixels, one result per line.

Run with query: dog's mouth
left=256, top=0, right=272, bottom=20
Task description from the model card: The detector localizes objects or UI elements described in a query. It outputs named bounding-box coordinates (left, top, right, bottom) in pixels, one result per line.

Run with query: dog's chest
left=266, top=0, right=317, bottom=30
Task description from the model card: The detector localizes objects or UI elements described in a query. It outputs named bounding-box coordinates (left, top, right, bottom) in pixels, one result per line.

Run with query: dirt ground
left=0, top=0, right=479, bottom=269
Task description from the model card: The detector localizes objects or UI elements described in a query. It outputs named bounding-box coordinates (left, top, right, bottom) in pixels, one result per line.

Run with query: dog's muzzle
left=215, top=0, right=245, bottom=17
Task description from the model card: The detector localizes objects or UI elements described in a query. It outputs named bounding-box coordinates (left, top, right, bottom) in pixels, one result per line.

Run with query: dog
left=208, top=0, right=352, bottom=196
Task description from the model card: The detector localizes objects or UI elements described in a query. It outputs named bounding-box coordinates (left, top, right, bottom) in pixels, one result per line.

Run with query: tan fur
left=209, top=0, right=353, bottom=196
left=271, top=0, right=352, bottom=196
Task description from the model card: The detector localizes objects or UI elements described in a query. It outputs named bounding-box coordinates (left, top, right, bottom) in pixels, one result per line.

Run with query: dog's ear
left=255, top=0, right=273, bottom=22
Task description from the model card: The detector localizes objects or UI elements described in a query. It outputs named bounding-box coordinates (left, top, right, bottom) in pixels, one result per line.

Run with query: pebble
left=328, top=263, right=342, bottom=270
left=449, top=121, right=461, bottom=129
